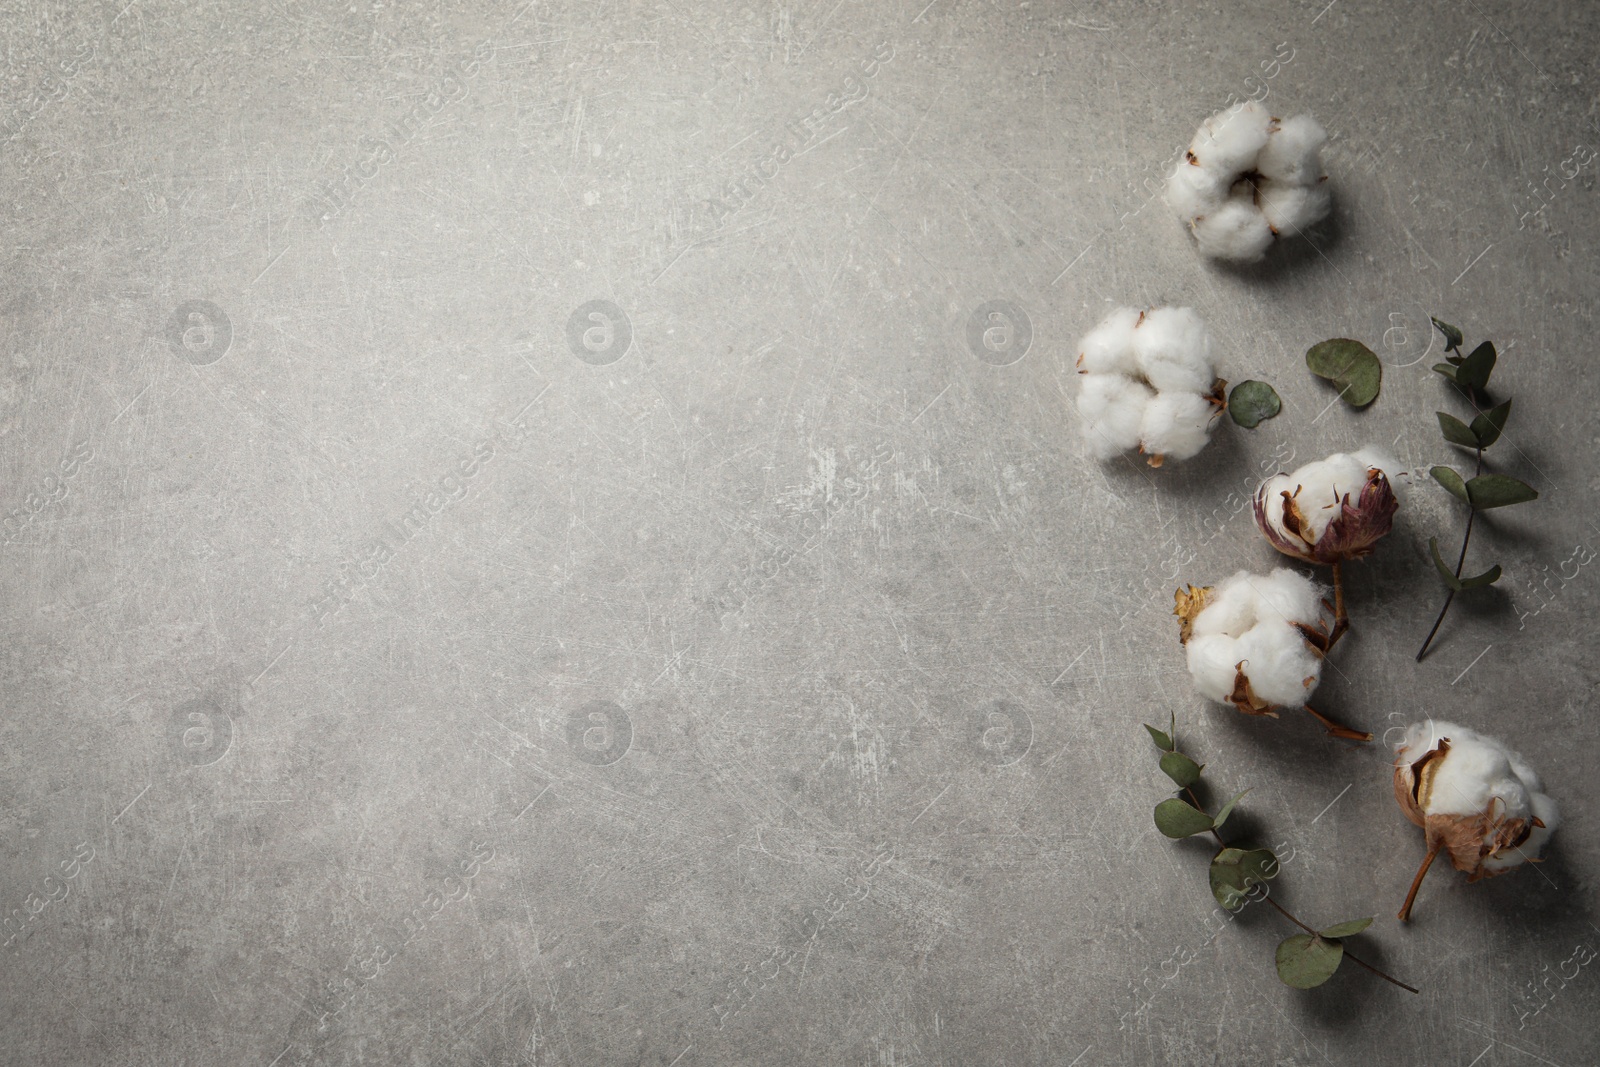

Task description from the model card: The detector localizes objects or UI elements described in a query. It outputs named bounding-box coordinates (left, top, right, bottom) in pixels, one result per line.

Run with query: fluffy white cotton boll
left=1395, top=720, right=1560, bottom=874
left=1191, top=199, right=1274, bottom=262
left=1232, top=624, right=1320, bottom=707
left=1074, top=305, right=1223, bottom=465
left=1164, top=160, right=1228, bottom=219
left=1399, top=721, right=1531, bottom=819
left=1131, top=307, right=1216, bottom=395
left=1257, top=181, right=1331, bottom=234
left=1252, top=567, right=1327, bottom=630
left=1185, top=633, right=1244, bottom=703
left=1139, top=392, right=1216, bottom=461
left=1076, top=374, right=1153, bottom=459
left=1262, top=449, right=1397, bottom=543
left=1191, top=101, right=1273, bottom=174
left=1255, top=114, right=1328, bottom=184
left=1257, top=447, right=1403, bottom=564
left=1188, top=572, right=1262, bottom=640
left=1075, top=305, right=1141, bottom=376
left=1179, top=568, right=1328, bottom=710
left=1170, top=105, right=1331, bottom=262
left=1393, top=719, right=1559, bottom=918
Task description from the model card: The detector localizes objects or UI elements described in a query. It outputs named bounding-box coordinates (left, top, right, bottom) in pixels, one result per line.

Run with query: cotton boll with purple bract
left=1255, top=447, right=1402, bottom=564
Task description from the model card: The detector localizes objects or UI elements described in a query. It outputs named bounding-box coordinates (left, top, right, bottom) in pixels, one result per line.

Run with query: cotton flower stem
left=1398, top=842, right=1443, bottom=923
left=1416, top=447, right=1484, bottom=662
left=1326, top=561, right=1349, bottom=650
left=1301, top=703, right=1373, bottom=742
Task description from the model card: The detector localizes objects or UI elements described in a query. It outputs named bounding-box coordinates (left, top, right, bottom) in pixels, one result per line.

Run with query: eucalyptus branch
left=1144, top=715, right=1418, bottom=993
left=1416, top=317, right=1539, bottom=661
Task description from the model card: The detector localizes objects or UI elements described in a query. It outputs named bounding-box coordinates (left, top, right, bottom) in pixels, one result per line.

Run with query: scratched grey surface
left=3, top=0, right=1599, bottom=1064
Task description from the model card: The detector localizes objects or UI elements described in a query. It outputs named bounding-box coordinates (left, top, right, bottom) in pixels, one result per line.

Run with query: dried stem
left=1301, top=703, right=1373, bottom=743
left=1326, top=561, right=1349, bottom=650
left=1398, top=843, right=1442, bottom=923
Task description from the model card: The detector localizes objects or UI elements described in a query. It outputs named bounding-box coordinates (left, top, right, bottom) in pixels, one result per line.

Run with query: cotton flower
left=1075, top=306, right=1224, bottom=466
left=1255, top=448, right=1401, bottom=566
left=1166, top=102, right=1331, bottom=263
left=1392, top=720, right=1558, bottom=921
left=1174, top=569, right=1368, bottom=740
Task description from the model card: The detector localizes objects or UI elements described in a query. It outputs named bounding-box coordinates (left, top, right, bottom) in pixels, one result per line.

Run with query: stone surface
left=2, top=1, right=1598, bottom=1064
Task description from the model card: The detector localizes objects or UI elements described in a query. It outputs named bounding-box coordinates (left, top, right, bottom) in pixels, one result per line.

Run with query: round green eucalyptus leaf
left=1209, top=846, right=1279, bottom=910
left=1275, top=934, right=1344, bottom=989
left=1153, top=798, right=1214, bottom=839
left=1159, top=750, right=1203, bottom=788
left=1318, top=917, right=1374, bottom=939
left=1227, top=380, right=1282, bottom=429
left=1305, top=339, right=1382, bottom=408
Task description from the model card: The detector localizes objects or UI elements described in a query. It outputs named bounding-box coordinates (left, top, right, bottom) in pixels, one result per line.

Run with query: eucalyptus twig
left=1415, top=317, right=1538, bottom=661
left=1144, top=715, right=1418, bottom=993
left=1259, top=896, right=1420, bottom=994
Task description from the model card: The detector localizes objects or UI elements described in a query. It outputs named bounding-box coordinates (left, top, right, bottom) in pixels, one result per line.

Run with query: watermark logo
left=965, top=300, right=1032, bottom=366
left=973, top=700, right=1032, bottom=766
left=167, top=300, right=232, bottom=366
left=565, top=300, right=632, bottom=366
left=172, top=697, right=233, bottom=766
left=566, top=700, right=632, bottom=765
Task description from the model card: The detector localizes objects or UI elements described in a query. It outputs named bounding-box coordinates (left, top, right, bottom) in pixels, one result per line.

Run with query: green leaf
left=1460, top=564, right=1503, bottom=590
left=1213, top=788, right=1251, bottom=830
left=1455, top=341, right=1497, bottom=393
left=1464, top=474, right=1538, bottom=510
left=1429, top=537, right=1463, bottom=592
left=1431, top=363, right=1460, bottom=383
left=1305, top=339, right=1382, bottom=408
left=1436, top=412, right=1479, bottom=449
left=1153, top=798, right=1214, bottom=839
left=1210, top=847, right=1281, bottom=911
left=1227, top=380, right=1282, bottom=429
left=1144, top=723, right=1173, bottom=752
left=1318, top=917, right=1374, bottom=939
left=1469, top=399, right=1513, bottom=449
left=1159, top=750, right=1203, bottom=788
left=1430, top=466, right=1470, bottom=504
left=1431, top=317, right=1463, bottom=352
left=1275, top=933, right=1345, bottom=989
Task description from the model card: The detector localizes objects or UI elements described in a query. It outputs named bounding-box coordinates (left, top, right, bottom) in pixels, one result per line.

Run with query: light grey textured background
left=3, top=1, right=1598, bottom=1064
